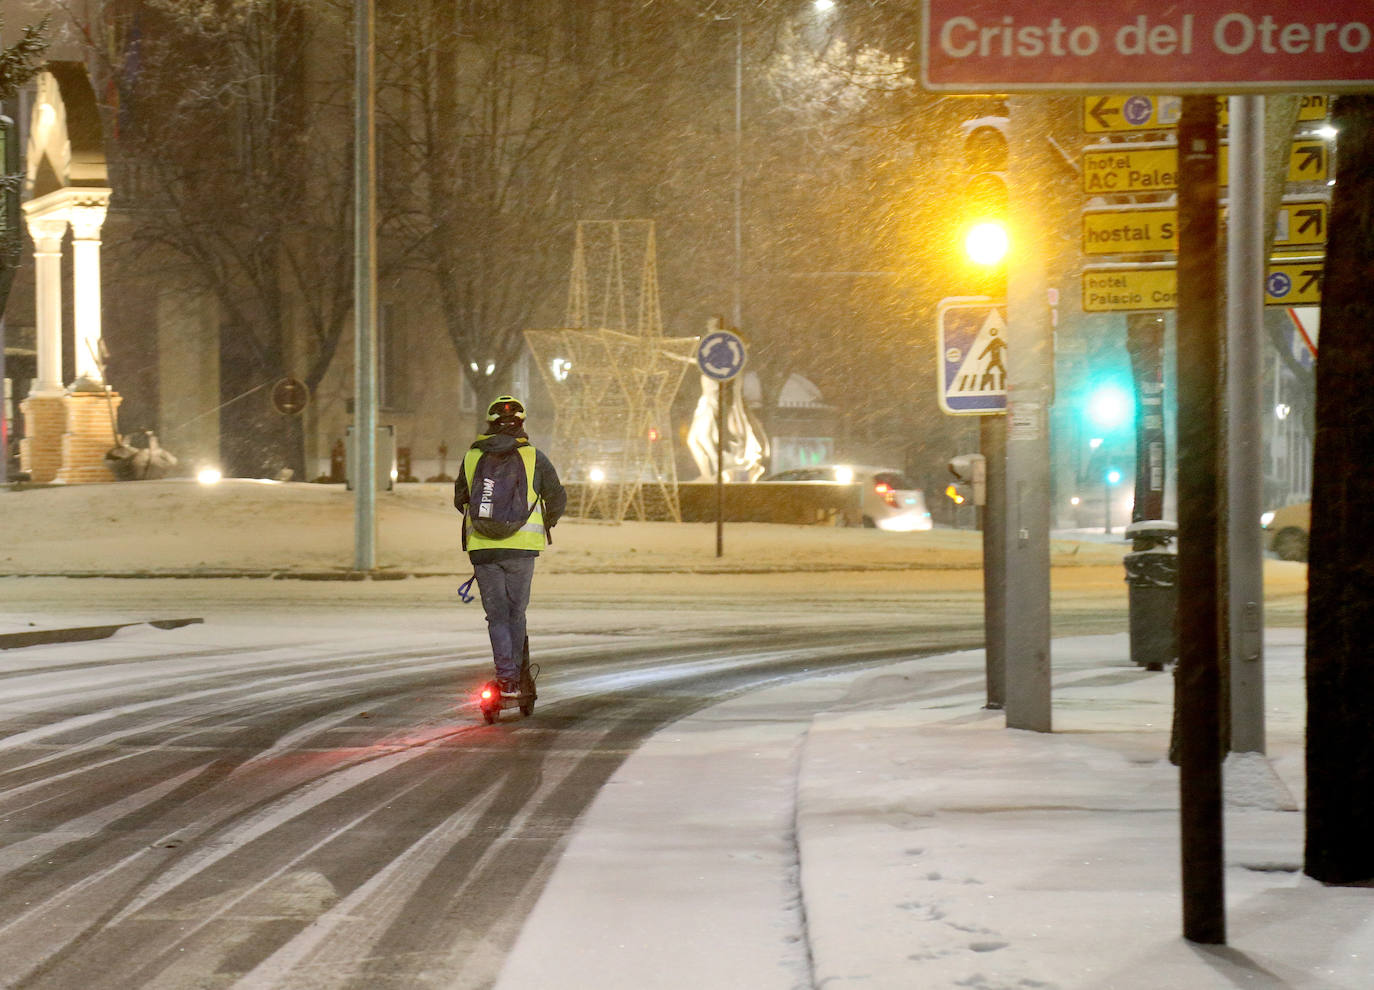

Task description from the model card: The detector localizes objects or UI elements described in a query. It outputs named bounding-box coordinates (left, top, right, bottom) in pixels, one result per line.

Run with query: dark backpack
left=466, top=447, right=536, bottom=540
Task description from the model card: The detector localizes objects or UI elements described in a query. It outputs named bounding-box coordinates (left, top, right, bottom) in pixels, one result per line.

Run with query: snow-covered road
left=0, top=482, right=1325, bottom=988
left=0, top=586, right=988, bottom=989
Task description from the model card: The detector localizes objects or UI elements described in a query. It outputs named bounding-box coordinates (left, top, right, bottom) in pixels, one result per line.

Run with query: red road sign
left=922, top=0, right=1374, bottom=93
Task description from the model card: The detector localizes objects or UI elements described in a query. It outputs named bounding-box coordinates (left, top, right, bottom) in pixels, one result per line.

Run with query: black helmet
left=486, top=395, right=526, bottom=423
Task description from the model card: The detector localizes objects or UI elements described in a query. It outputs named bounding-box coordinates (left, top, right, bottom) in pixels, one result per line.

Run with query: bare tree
left=75, top=0, right=1035, bottom=481
left=376, top=2, right=702, bottom=416
left=78, top=0, right=356, bottom=478
left=0, top=17, right=46, bottom=308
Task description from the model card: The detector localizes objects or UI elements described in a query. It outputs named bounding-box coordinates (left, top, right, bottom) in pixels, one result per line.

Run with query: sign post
left=937, top=297, right=1009, bottom=710
left=1002, top=95, right=1054, bottom=734
left=697, top=326, right=747, bottom=558
left=353, top=0, right=378, bottom=572
left=1175, top=93, right=1226, bottom=946
left=1228, top=95, right=1267, bottom=758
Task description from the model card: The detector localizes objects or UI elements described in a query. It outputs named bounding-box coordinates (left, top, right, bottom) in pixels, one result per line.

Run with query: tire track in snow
left=0, top=625, right=968, bottom=989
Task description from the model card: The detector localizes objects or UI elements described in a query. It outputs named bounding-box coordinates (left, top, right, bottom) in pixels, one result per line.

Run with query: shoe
left=499, top=678, right=521, bottom=697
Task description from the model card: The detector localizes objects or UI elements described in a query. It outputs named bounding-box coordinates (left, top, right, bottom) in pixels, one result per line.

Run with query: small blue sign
left=1266, top=271, right=1293, bottom=299
left=1122, top=95, right=1154, bottom=126
left=697, top=330, right=747, bottom=381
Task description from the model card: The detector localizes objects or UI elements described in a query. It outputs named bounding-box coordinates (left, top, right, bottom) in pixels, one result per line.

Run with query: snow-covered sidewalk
left=502, top=629, right=1374, bottom=990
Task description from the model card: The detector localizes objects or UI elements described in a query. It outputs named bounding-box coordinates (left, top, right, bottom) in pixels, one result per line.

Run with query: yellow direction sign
left=1083, top=207, right=1176, bottom=256
left=1082, top=267, right=1178, bottom=313
left=1265, top=256, right=1324, bottom=307
left=1085, top=139, right=1328, bottom=194
left=1218, top=140, right=1328, bottom=184
left=1083, top=145, right=1177, bottom=194
left=1220, top=94, right=1330, bottom=126
left=1273, top=200, right=1329, bottom=249
left=1084, top=258, right=1323, bottom=312
left=1083, top=95, right=1181, bottom=133
left=1087, top=94, right=1330, bottom=132
left=1084, top=199, right=1328, bottom=256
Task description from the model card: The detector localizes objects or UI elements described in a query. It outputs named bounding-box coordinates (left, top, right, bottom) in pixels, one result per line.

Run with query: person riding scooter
left=454, top=395, right=567, bottom=696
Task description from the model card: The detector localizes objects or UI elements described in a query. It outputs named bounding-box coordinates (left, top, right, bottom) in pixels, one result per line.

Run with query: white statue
left=686, top=340, right=768, bottom=482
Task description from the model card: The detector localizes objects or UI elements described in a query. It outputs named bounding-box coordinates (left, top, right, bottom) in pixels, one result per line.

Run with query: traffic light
left=958, top=113, right=1010, bottom=271
left=946, top=453, right=987, bottom=506
left=1083, top=381, right=1134, bottom=434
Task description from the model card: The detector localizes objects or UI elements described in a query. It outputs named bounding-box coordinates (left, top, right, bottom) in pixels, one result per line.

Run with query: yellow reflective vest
left=461, top=443, right=547, bottom=552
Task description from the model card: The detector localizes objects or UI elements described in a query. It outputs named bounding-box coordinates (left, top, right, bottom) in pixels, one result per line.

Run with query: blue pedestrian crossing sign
left=937, top=297, right=1008, bottom=416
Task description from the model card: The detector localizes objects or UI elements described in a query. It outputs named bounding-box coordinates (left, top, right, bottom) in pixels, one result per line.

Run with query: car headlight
left=1260, top=511, right=1275, bottom=529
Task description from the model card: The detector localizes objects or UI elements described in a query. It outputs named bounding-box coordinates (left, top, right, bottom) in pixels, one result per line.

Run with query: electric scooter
left=477, top=636, right=538, bottom=724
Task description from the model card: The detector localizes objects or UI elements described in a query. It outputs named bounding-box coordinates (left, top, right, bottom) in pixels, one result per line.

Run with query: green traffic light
left=1085, top=384, right=1133, bottom=432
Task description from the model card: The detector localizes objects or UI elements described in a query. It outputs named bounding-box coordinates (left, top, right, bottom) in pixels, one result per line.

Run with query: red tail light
left=874, top=482, right=898, bottom=507
left=480, top=688, right=493, bottom=701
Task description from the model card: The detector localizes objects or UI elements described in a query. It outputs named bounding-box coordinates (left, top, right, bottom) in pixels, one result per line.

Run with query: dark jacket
left=453, top=427, right=566, bottom=562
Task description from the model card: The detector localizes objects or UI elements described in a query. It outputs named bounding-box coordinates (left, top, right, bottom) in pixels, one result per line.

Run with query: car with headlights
left=1262, top=501, right=1310, bottom=561
left=761, top=464, right=933, bottom=531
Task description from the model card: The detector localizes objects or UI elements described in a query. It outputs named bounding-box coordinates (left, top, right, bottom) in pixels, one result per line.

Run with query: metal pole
left=1227, top=95, right=1267, bottom=754
left=732, top=16, right=743, bottom=331
left=0, top=317, right=6, bottom=487
left=1002, top=95, right=1052, bottom=733
left=0, top=112, right=13, bottom=487
left=980, top=413, right=1007, bottom=709
left=353, top=0, right=378, bottom=571
left=1176, top=94, right=1226, bottom=946
left=716, top=378, right=727, bottom=557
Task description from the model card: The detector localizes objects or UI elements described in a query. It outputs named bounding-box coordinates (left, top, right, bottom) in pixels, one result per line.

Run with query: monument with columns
left=18, top=62, right=115, bottom=484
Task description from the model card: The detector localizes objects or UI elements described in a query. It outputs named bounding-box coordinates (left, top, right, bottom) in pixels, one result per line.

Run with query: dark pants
left=473, top=555, right=537, bottom=681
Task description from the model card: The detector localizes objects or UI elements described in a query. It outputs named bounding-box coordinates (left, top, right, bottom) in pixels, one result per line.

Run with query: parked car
left=762, top=465, right=933, bottom=531
left=1262, top=501, right=1310, bottom=561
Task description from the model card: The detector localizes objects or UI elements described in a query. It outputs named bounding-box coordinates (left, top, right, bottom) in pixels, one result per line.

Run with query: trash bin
left=1123, top=520, right=1178, bottom=671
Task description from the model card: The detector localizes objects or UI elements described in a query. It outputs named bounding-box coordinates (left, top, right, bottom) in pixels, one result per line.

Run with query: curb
left=0, top=570, right=437, bottom=581
left=0, top=617, right=204, bottom=650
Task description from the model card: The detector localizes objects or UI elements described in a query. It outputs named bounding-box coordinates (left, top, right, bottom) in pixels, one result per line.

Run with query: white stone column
left=69, top=193, right=111, bottom=389
left=24, top=211, right=68, bottom=396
